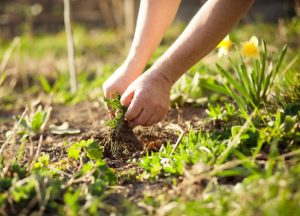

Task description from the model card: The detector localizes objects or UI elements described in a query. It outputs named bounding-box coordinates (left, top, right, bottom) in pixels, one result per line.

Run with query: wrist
left=151, top=58, right=177, bottom=88
left=124, top=52, right=147, bottom=75
left=144, top=65, right=174, bottom=92
left=118, top=58, right=143, bottom=78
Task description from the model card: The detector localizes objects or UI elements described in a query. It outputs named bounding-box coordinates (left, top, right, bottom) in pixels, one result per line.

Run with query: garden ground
left=0, top=19, right=300, bottom=215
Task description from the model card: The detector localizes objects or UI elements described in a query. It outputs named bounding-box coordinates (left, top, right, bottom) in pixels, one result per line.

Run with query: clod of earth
left=101, top=119, right=143, bottom=160
left=101, top=95, right=144, bottom=159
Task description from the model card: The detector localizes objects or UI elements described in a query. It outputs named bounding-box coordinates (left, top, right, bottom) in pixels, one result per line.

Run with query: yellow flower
left=217, top=35, right=233, bottom=57
left=241, top=36, right=260, bottom=58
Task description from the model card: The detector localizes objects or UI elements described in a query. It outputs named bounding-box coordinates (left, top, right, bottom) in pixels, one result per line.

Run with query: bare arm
left=149, top=0, right=255, bottom=85
left=126, top=0, right=182, bottom=73
left=121, top=0, right=254, bottom=126
left=103, top=0, right=181, bottom=100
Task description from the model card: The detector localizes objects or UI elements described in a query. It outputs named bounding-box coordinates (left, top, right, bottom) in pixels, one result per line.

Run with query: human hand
left=102, top=63, right=142, bottom=116
left=120, top=69, right=172, bottom=127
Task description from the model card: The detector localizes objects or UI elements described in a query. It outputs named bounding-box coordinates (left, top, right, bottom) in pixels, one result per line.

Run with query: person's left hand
left=120, top=69, right=172, bottom=127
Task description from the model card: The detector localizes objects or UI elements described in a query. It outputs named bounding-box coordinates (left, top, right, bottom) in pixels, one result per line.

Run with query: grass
left=0, top=20, right=300, bottom=215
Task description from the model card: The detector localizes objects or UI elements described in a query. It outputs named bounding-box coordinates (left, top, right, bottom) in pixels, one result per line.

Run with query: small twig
left=217, top=110, right=256, bottom=164
left=38, top=178, right=51, bottom=216
left=33, top=179, right=43, bottom=212
left=166, top=124, right=185, bottom=157
left=1, top=109, right=28, bottom=177
left=30, top=135, right=43, bottom=171
left=51, top=168, right=72, bottom=178
left=0, top=108, right=27, bottom=156
left=76, top=155, right=83, bottom=172
left=19, top=196, right=38, bottom=216
left=0, top=37, right=20, bottom=73
left=109, top=185, right=128, bottom=190
left=66, top=168, right=96, bottom=187
left=64, top=0, right=77, bottom=94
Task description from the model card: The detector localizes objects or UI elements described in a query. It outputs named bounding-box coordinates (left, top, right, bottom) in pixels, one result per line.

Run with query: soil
left=102, top=119, right=144, bottom=159
left=0, top=100, right=207, bottom=163
left=0, top=100, right=207, bottom=212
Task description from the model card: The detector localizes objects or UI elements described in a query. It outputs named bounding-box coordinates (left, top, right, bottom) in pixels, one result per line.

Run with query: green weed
left=168, top=162, right=300, bottom=216
left=104, top=94, right=127, bottom=129
left=139, top=130, right=226, bottom=179
left=67, top=139, right=103, bottom=161
left=0, top=138, right=117, bottom=215
left=10, top=106, right=52, bottom=138
left=206, top=103, right=236, bottom=121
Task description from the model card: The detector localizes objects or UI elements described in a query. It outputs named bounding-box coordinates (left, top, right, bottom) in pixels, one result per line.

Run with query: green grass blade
left=240, top=60, right=257, bottom=105
left=220, top=77, right=247, bottom=109
left=230, top=59, right=251, bottom=96
left=258, top=40, right=267, bottom=94
left=275, top=45, right=287, bottom=75
left=200, top=81, right=230, bottom=96
left=216, top=64, right=250, bottom=101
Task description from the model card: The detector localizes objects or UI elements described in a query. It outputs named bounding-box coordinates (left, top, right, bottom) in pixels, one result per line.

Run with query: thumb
left=121, top=89, right=134, bottom=107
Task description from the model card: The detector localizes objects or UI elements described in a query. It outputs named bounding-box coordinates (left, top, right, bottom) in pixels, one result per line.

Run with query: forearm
left=125, top=0, right=181, bottom=74
left=151, top=0, right=254, bottom=86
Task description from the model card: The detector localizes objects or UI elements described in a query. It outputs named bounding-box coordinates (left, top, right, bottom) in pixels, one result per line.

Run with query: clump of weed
left=102, top=95, right=143, bottom=159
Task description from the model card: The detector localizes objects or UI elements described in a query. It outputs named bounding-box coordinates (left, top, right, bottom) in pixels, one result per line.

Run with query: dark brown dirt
left=102, top=119, right=143, bottom=159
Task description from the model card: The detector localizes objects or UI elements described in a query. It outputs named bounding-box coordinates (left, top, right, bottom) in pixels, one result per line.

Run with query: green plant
left=139, top=130, right=226, bottom=179
left=104, top=95, right=127, bottom=129
left=5, top=106, right=52, bottom=142
left=0, top=137, right=117, bottom=215
left=254, top=110, right=299, bottom=158
left=167, top=162, right=300, bottom=216
left=171, top=72, right=203, bottom=105
left=202, top=40, right=287, bottom=111
left=67, top=139, right=103, bottom=161
left=206, top=103, right=236, bottom=121
left=19, top=106, right=52, bottom=135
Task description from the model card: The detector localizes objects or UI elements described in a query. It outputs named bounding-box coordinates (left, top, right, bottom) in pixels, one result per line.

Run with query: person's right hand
left=102, top=63, right=142, bottom=115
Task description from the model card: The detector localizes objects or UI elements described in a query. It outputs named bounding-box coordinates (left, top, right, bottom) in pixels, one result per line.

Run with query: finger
left=120, top=90, right=134, bottom=107
left=144, top=115, right=157, bottom=127
left=149, top=115, right=162, bottom=126
left=102, top=85, right=112, bottom=99
left=104, top=103, right=115, bottom=118
left=146, top=114, right=160, bottom=126
left=131, top=108, right=152, bottom=126
left=125, top=97, right=144, bottom=121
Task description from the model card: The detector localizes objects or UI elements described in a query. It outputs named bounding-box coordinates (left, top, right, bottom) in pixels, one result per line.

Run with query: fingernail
left=129, top=122, right=135, bottom=128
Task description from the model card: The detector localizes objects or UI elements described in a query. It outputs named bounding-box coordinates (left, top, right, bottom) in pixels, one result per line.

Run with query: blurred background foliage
left=0, top=0, right=299, bottom=106
left=0, top=0, right=299, bottom=39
